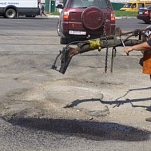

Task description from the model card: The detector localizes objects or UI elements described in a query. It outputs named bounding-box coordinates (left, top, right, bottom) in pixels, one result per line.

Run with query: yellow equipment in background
left=120, top=1, right=151, bottom=12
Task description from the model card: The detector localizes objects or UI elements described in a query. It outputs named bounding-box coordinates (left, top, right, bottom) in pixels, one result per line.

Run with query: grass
left=50, top=10, right=138, bottom=17
left=114, top=11, right=137, bottom=17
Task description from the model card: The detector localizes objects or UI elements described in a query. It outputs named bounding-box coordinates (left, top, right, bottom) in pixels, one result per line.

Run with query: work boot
left=59, top=47, right=79, bottom=74
left=145, top=117, right=151, bottom=122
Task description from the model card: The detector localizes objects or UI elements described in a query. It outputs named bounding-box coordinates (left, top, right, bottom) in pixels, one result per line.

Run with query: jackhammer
left=51, top=27, right=150, bottom=74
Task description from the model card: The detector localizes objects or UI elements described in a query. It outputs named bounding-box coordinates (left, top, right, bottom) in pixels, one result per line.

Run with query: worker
left=124, top=30, right=151, bottom=77
left=124, top=29, right=151, bottom=122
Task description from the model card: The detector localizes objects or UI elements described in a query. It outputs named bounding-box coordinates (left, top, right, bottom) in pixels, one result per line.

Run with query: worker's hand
left=124, top=47, right=133, bottom=56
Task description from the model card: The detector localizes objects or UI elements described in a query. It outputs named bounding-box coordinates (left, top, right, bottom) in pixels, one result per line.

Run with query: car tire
left=5, top=8, right=16, bottom=19
left=60, top=37, right=68, bottom=44
left=57, top=21, right=61, bottom=36
left=144, top=20, right=150, bottom=24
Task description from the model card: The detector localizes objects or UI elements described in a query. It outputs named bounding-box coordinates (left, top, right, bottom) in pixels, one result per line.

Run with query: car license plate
left=139, top=12, right=143, bottom=14
left=69, top=30, right=86, bottom=35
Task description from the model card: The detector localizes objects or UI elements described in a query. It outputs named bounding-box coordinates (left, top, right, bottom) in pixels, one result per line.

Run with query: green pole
left=51, top=0, right=56, bottom=12
left=45, top=0, right=50, bottom=13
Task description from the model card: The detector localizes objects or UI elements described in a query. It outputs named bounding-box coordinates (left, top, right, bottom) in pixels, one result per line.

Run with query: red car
left=56, top=0, right=116, bottom=44
left=137, top=6, right=151, bottom=24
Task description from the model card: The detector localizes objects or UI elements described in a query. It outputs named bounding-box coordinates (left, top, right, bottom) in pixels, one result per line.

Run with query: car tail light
left=63, top=9, right=70, bottom=20
left=110, top=11, right=115, bottom=22
left=144, top=10, right=149, bottom=15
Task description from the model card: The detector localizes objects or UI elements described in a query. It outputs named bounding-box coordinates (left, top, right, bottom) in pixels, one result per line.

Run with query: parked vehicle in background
left=56, top=0, right=115, bottom=44
left=0, top=0, right=40, bottom=19
left=120, top=1, right=151, bottom=12
left=137, top=6, right=151, bottom=24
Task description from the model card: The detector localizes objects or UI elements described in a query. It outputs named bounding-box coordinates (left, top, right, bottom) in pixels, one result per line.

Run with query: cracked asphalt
left=0, top=18, right=151, bottom=151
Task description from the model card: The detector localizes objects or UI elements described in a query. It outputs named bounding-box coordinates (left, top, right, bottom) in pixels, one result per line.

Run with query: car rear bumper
left=61, top=22, right=115, bottom=38
left=137, top=15, right=150, bottom=21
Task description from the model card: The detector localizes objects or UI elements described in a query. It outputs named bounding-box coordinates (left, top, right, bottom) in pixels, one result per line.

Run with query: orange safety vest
left=143, top=50, right=151, bottom=75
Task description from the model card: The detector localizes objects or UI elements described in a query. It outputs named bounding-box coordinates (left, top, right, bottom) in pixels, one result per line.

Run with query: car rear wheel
left=5, top=8, right=16, bottom=19
left=60, top=37, right=68, bottom=44
left=144, top=20, right=150, bottom=24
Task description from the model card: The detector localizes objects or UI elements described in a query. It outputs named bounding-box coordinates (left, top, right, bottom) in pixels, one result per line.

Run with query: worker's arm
left=124, top=39, right=151, bottom=55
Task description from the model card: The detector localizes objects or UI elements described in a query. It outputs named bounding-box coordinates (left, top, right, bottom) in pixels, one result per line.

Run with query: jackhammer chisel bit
left=59, top=47, right=72, bottom=74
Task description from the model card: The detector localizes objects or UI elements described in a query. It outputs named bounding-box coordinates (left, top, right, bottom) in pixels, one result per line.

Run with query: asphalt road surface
left=0, top=17, right=151, bottom=151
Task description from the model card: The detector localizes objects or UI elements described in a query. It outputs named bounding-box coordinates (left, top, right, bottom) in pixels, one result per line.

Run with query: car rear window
left=70, top=0, right=109, bottom=9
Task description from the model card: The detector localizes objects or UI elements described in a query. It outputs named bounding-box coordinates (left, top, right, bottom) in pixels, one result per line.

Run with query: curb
left=116, top=16, right=136, bottom=19
left=47, top=15, right=60, bottom=18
